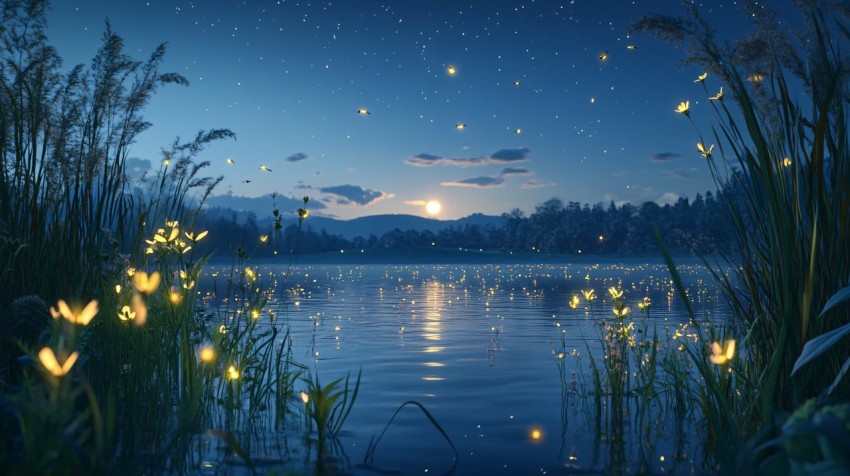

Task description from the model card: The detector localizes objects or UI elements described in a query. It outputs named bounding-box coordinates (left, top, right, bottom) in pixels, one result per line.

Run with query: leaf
left=821, top=356, right=850, bottom=398
left=791, top=322, right=850, bottom=376
left=818, top=286, right=850, bottom=319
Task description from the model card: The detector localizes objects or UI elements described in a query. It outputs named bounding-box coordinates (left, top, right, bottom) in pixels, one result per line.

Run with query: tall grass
left=633, top=0, right=850, bottom=469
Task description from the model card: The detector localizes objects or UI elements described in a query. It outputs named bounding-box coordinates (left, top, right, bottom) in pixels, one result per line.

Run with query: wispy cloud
left=406, top=148, right=531, bottom=167
left=441, top=176, right=506, bottom=188
left=663, top=170, right=691, bottom=179
left=206, top=192, right=326, bottom=216
left=405, top=199, right=428, bottom=206
left=286, top=152, right=310, bottom=163
left=318, top=184, right=394, bottom=206
left=499, top=167, right=531, bottom=177
left=520, top=178, right=557, bottom=189
left=651, top=152, right=680, bottom=163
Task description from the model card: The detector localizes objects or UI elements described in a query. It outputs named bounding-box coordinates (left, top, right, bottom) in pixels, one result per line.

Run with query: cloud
left=499, top=167, right=531, bottom=177
left=406, top=148, right=531, bottom=167
left=520, top=179, right=557, bottom=189
left=651, top=152, right=680, bottom=163
left=126, top=157, right=151, bottom=181
left=663, top=170, right=691, bottom=179
left=657, top=192, right=680, bottom=205
left=286, top=152, right=310, bottom=163
left=205, top=192, right=326, bottom=217
left=441, top=176, right=506, bottom=188
left=405, top=199, right=428, bottom=206
left=602, top=187, right=682, bottom=207
left=318, top=184, right=394, bottom=206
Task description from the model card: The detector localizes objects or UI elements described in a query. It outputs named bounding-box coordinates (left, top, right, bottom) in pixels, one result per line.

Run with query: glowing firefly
left=626, top=45, right=637, bottom=50
left=513, top=80, right=521, bottom=86
left=357, top=108, right=371, bottom=115
left=514, top=128, right=522, bottom=134
left=455, top=123, right=467, bottom=130
left=260, top=165, right=272, bottom=172
left=599, top=51, right=608, bottom=61
left=447, top=65, right=456, bottom=75
left=226, top=158, right=235, bottom=164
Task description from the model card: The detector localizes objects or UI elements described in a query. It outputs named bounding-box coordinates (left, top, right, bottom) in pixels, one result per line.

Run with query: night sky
left=46, top=1, right=791, bottom=220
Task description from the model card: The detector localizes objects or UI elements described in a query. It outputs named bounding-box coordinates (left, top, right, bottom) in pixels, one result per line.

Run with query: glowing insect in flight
left=260, top=165, right=272, bottom=172
left=455, top=123, right=467, bottom=130
left=626, top=45, right=637, bottom=50
left=447, top=65, right=457, bottom=75
left=226, top=158, right=235, bottom=164
left=513, top=80, right=521, bottom=86
left=514, top=128, right=522, bottom=134
left=598, top=51, right=608, bottom=61
left=697, top=142, right=714, bottom=159
left=357, top=108, right=371, bottom=115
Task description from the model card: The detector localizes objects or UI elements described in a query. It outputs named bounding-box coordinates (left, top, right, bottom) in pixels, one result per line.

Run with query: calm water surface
left=198, top=258, right=729, bottom=475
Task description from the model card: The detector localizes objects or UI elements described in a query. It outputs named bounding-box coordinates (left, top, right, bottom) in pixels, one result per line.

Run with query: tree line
left=194, top=190, right=728, bottom=257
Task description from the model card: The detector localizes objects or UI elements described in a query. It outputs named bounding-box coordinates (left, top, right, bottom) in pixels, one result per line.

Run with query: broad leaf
left=792, top=322, right=850, bottom=375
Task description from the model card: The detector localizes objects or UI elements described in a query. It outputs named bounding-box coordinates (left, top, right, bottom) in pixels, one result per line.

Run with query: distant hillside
left=202, top=206, right=505, bottom=240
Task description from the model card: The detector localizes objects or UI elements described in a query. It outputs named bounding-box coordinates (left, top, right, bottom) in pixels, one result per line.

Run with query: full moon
left=425, top=200, right=442, bottom=215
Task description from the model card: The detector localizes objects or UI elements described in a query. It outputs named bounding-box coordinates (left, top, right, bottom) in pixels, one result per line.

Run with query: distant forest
left=193, top=190, right=728, bottom=257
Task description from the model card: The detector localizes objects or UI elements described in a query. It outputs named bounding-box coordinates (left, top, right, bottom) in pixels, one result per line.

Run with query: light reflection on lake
left=199, top=259, right=728, bottom=474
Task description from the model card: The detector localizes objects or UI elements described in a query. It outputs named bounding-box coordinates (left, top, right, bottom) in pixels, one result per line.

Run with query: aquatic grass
left=300, top=369, right=361, bottom=448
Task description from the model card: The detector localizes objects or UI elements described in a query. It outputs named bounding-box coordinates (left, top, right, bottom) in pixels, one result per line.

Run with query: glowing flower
left=747, top=73, right=764, bottom=83
left=675, top=101, right=690, bottom=115
left=227, top=365, right=240, bottom=380
left=219, top=325, right=227, bottom=334
left=127, top=268, right=136, bottom=277
left=38, top=347, right=79, bottom=377
left=133, top=271, right=161, bottom=295
left=608, top=287, right=624, bottom=300
left=638, top=297, right=651, bottom=310
left=115, top=284, right=121, bottom=294
left=300, top=391, right=310, bottom=404
left=694, top=72, right=707, bottom=83
left=169, top=288, right=182, bottom=305
left=131, top=293, right=148, bottom=326
left=582, top=289, right=597, bottom=301
left=569, top=295, right=580, bottom=309
left=709, top=339, right=736, bottom=365
left=783, top=157, right=792, bottom=167
left=117, top=305, right=136, bottom=321
left=259, top=234, right=269, bottom=244
left=709, top=87, right=724, bottom=101
left=199, top=346, right=215, bottom=363
left=613, top=307, right=630, bottom=318
left=698, top=142, right=715, bottom=159
left=298, top=208, right=309, bottom=219
left=244, top=267, right=256, bottom=282
left=50, top=299, right=99, bottom=326
left=185, top=230, right=208, bottom=242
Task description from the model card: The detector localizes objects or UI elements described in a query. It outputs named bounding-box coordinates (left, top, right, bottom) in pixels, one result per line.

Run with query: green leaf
left=792, top=322, right=850, bottom=376
left=818, top=286, right=850, bottom=319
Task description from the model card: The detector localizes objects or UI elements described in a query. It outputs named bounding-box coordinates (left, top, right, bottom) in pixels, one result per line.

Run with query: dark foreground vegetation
left=0, top=0, right=849, bottom=474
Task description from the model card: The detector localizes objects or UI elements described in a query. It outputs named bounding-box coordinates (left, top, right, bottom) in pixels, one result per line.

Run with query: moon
left=425, top=200, right=442, bottom=216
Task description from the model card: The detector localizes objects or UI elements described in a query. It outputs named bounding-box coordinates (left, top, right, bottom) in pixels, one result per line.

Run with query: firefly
left=514, top=128, right=521, bottom=134
left=447, top=65, right=456, bottom=75
left=226, top=158, right=234, bottom=164
left=513, top=80, right=521, bottom=86
left=357, top=108, right=370, bottom=115
left=599, top=51, right=608, bottom=61
left=626, top=45, right=637, bottom=50
left=260, top=165, right=272, bottom=172
left=455, top=123, right=467, bottom=130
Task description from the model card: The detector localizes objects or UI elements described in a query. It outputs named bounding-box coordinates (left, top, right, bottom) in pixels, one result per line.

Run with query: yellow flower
left=115, top=284, right=122, bottom=294
left=131, top=293, right=148, bottom=326
left=219, top=325, right=227, bottom=334
left=145, top=247, right=154, bottom=255
left=569, top=295, right=580, bottom=309
left=117, top=305, right=136, bottom=321
left=747, top=73, right=764, bottom=83
left=582, top=289, right=596, bottom=301
left=227, top=365, right=240, bottom=380
left=608, top=287, right=624, bottom=300
left=709, top=87, right=724, bottom=101
left=694, top=72, right=708, bottom=83
left=300, top=391, right=310, bottom=404
left=298, top=208, right=309, bottom=219
left=133, top=271, right=161, bottom=295
left=698, top=142, right=715, bottom=159
left=49, top=299, right=99, bottom=326
left=613, top=307, right=630, bottom=318
left=200, top=346, right=215, bottom=363
left=259, top=234, right=269, bottom=244
left=185, top=230, right=208, bottom=242
left=675, top=101, right=690, bottom=115
left=244, top=267, right=256, bottom=281
left=638, top=297, right=651, bottom=310
left=127, top=268, right=136, bottom=277
left=783, top=157, right=792, bottom=167
left=709, top=339, right=736, bottom=365
left=169, top=288, right=182, bottom=305
left=165, top=220, right=179, bottom=228
left=38, top=347, right=79, bottom=377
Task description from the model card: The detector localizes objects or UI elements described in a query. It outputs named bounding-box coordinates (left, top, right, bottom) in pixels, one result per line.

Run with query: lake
left=196, top=257, right=730, bottom=475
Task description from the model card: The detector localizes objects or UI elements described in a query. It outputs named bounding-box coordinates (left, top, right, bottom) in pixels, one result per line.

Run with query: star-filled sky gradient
left=46, top=1, right=797, bottom=220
